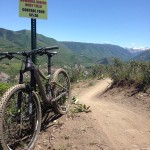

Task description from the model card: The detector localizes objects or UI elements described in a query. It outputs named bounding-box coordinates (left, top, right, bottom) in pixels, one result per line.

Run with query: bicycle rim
left=53, top=69, right=71, bottom=114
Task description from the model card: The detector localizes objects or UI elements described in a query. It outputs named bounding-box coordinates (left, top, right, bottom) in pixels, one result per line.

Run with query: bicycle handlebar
left=22, top=46, right=59, bottom=56
left=0, top=46, right=59, bottom=59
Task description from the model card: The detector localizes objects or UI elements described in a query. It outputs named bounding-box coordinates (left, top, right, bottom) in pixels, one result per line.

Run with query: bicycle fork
left=17, top=70, right=34, bottom=123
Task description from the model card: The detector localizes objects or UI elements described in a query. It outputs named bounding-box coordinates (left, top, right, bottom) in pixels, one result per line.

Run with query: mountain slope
left=0, top=28, right=134, bottom=66
left=0, top=28, right=80, bottom=66
left=61, top=42, right=132, bottom=61
left=133, top=49, right=150, bottom=61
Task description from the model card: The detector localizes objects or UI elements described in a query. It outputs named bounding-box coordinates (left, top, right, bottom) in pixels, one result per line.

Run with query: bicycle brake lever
left=6, top=54, right=14, bottom=59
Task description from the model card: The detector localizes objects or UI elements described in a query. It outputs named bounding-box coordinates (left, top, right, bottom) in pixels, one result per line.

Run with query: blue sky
left=0, top=0, right=150, bottom=48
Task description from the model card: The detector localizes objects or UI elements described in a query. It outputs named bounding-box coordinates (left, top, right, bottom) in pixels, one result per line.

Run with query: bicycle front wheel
left=53, top=68, right=71, bottom=114
left=0, top=84, right=41, bottom=150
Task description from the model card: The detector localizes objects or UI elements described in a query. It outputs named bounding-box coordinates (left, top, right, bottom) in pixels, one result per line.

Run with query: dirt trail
left=77, top=78, right=150, bottom=150
left=36, top=78, right=150, bottom=150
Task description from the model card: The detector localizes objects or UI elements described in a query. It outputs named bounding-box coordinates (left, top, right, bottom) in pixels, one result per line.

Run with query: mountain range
left=0, top=28, right=149, bottom=66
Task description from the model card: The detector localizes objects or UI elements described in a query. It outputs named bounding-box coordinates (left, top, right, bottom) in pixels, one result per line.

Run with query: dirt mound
left=100, top=85, right=150, bottom=117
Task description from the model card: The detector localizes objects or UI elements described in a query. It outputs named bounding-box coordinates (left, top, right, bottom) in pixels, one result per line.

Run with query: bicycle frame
left=20, top=54, right=67, bottom=104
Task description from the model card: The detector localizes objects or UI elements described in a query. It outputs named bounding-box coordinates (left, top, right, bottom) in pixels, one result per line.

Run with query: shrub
left=109, top=58, right=150, bottom=88
left=0, top=83, right=11, bottom=96
left=68, top=64, right=108, bottom=83
left=69, top=65, right=84, bottom=83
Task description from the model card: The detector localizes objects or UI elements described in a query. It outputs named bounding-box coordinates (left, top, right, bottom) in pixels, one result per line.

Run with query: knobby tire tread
left=0, top=84, right=41, bottom=150
left=52, top=68, right=71, bottom=115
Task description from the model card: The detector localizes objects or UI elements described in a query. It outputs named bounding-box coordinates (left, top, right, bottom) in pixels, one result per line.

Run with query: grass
left=0, top=82, right=12, bottom=96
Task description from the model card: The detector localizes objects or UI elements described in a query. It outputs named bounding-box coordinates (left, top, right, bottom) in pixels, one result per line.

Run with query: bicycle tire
left=0, top=84, right=41, bottom=150
left=52, top=68, right=71, bottom=114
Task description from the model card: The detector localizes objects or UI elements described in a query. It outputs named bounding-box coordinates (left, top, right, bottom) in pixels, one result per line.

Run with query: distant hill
left=126, top=48, right=143, bottom=57
left=0, top=28, right=84, bottom=66
left=61, top=42, right=132, bottom=61
left=133, top=49, right=150, bottom=61
left=0, top=28, right=57, bottom=49
left=0, top=28, right=137, bottom=66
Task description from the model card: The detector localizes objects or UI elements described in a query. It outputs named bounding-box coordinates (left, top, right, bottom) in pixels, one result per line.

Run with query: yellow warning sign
left=19, top=0, right=48, bottom=19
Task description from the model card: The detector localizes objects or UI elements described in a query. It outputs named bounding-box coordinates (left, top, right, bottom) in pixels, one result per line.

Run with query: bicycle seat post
left=47, top=54, right=52, bottom=75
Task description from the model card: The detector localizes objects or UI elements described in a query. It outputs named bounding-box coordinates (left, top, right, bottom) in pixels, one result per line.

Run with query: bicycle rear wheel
left=52, top=68, right=71, bottom=114
left=0, top=84, right=41, bottom=150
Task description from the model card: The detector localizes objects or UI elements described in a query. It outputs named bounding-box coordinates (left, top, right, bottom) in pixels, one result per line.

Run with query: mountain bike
left=0, top=46, right=71, bottom=150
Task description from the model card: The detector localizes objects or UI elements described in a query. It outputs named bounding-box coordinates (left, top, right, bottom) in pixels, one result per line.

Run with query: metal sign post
left=31, top=18, right=37, bottom=63
left=31, top=18, right=37, bottom=90
left=19, top=0, right=48, bottom=89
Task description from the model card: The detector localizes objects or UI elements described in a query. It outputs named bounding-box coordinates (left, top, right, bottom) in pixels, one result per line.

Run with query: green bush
left=109, top=58, right=150, bottom=88
left=68, top=64, right=108, bottom=83
left=69, top=65, right=84, bottom=83
left=90, top=64, right=108, bottom=79
left=0, top=83, right=11, bottom=96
